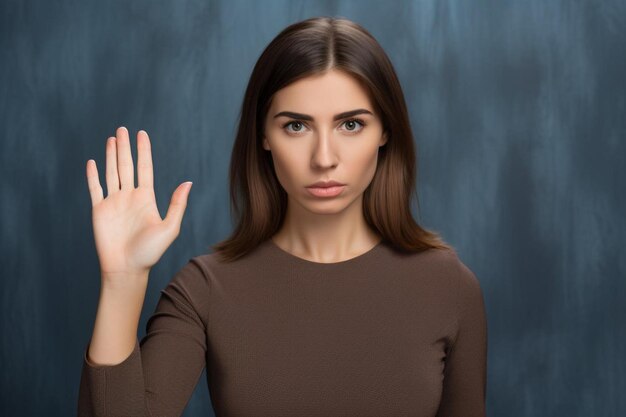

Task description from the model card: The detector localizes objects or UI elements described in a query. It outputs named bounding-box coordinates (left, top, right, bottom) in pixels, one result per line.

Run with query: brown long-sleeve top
left=77, top=238, right=488, bottom=417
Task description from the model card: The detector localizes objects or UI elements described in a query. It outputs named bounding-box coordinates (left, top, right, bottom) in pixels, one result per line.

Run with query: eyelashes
left=281, top=118, right=367, bottom=135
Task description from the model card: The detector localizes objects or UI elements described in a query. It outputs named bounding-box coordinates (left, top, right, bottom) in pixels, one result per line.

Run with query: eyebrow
left=273, top=108, right=374, bottom=122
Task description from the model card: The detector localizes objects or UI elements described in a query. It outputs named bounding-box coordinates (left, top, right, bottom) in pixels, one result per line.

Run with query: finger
left=163, top=182, right=193, bottom=234
left=86, top=159, right=104, bottom=207
left=137, top=130, right=154, bottom=189
left=105, top=136, right=119, bottom=196
left=116, top=126, right=135, bottom=190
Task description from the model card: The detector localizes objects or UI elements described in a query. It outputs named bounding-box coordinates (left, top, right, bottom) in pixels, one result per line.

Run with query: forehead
left=269, top=70, right=375, bottom=115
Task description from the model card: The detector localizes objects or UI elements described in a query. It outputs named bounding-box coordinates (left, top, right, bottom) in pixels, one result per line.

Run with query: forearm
left=87, top=271, right=149, bottom=366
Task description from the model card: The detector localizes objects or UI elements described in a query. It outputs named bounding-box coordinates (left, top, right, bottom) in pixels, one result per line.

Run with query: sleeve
left=435, top=257, right=488, bottom=417
left=77, top=257, right=211, bottom=417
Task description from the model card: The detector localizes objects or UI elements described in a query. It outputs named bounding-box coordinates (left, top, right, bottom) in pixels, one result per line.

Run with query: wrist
left=100, top=270, right=150, bottom=292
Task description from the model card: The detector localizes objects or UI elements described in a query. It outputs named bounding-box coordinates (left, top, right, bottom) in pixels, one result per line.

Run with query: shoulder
left=428, top=248, right=483, bottom=298
left=162, top=256, right=212, bottom=313
left=190, top=240, right=278, bottom=277
left=388, top=245, right=475, bottom=279
left=169, top=255, right=211, bottom=286
left=408, top=248, right=487, bottom=335
left=435, top=248, right=481, bottom=288
left=386, top=245, right=483, bottom=298
left=434, top=249, right=485, bottom=317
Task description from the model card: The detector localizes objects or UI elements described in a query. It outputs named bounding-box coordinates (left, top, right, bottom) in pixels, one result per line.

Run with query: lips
left=306, top=180, right=345, bottom=188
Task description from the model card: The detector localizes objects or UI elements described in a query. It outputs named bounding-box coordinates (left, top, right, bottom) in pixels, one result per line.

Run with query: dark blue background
left=1, top=1, right=624, bottom=416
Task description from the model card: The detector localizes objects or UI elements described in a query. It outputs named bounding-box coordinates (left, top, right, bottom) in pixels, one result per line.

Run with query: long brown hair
left=210, top=16, right=453, bottom=262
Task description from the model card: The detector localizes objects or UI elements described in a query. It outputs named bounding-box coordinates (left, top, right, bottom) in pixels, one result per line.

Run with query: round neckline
left=266, top=238, right=384, bottom=266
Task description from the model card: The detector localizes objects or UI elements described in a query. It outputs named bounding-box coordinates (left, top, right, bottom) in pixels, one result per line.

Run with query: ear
left=380, top=131, right=388, bottom=147
left=262, top=136, right=270, bottom=151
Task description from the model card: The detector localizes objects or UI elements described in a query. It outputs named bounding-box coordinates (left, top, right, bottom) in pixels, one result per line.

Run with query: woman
left=79, top=16, right=487, bottom=417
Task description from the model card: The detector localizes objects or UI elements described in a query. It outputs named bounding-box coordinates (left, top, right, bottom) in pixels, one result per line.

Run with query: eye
left=283, top=120, right=308, bottom=134
left=282, top=118, right=367, bottom=135
left=340, top=118, right=366, bottom=133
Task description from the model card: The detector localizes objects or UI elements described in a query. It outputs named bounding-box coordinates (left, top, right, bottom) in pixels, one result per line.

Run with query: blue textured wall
left=1, top=1, right=624, bottom=416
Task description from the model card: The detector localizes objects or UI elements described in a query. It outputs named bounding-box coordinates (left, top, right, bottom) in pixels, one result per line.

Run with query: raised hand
left=85, top=126, right=192, bottom=285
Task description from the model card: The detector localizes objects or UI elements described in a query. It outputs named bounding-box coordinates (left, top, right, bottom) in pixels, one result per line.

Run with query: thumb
left=164, top=181, right=193, bottom=233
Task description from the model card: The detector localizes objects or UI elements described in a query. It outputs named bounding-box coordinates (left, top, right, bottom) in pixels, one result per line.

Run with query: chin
left=297, top=194, right=359, bottom=215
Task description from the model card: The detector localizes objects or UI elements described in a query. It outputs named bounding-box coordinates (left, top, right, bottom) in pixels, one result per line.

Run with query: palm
left=85, top=127, right=192, bottom=279
left=92, top=186, right=163, bottom=274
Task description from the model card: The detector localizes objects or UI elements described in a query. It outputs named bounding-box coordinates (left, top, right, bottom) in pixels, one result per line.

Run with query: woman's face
left=262, top=69, right=387, bottom=215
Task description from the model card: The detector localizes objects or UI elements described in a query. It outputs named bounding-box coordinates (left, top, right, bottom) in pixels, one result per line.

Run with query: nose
left=310, top=129, right=338, bottom=169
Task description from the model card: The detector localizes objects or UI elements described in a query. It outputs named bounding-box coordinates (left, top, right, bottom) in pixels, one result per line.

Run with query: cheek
left=269, top=147, right=305, bottom=188
left=344, top=144, right=380, bottom=179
